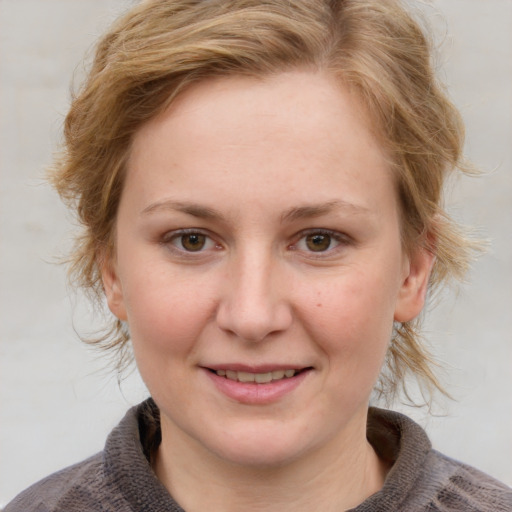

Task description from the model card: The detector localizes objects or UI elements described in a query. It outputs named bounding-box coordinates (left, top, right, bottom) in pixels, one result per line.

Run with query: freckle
left=316, top=303, right=322, bottom=307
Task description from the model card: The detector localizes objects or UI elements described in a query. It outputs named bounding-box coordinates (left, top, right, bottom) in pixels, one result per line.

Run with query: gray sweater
left=5, top=399, right=512, bottom=511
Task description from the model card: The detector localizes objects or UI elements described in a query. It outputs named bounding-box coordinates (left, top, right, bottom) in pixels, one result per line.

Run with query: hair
left=50, top=0, right=476, bottom=403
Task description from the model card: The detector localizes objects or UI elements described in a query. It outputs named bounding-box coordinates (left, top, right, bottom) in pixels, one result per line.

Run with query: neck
left=154, top=412, right=389, bottom=512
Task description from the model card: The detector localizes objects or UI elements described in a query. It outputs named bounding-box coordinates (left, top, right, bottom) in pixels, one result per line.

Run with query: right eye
left=177, top=233, right=208, bottom=252
left=164, top=230, right=219, bottom=253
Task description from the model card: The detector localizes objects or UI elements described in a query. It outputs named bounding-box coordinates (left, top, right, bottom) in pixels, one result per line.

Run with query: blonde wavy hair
left=51, top=0, right=475, bottom=401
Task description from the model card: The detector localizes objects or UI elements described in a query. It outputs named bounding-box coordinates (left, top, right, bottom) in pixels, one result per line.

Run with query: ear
left=100, top=253, right=128, bottom=322
left=394, top=245, right=435, bottom=323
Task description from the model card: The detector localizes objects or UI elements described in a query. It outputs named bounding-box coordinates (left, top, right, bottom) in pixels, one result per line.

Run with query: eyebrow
left=141, top=200, right=223, bottom=220
left=280, top=200, right=371, bottom=223
left=140, top=199, right=370, bottom=222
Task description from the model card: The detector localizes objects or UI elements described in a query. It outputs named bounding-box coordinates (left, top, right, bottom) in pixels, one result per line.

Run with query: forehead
left=141, top=70, right=382, bottom=150
left=125, top=70, right=397, bottom=221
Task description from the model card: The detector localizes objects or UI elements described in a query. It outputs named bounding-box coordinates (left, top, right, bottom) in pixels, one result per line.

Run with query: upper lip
left=203, top=364, right=310, bottom=373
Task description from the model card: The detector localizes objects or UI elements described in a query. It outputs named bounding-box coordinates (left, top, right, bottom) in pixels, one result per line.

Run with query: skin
left=102, top=70, right=434, bottom=511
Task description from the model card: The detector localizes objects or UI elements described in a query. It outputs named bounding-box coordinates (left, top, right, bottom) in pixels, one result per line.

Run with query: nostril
left=215, top=300, right=293, bottom=343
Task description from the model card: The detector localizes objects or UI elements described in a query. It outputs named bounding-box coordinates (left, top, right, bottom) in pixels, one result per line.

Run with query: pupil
left=306, top=233, right=331, bottom=252
left=182, top=233, right=205, bottom=251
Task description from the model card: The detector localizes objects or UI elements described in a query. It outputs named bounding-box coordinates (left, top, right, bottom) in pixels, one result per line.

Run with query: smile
left=214, top=369, right=300, bottom=383
left=204, top=366, right=312, bottom=404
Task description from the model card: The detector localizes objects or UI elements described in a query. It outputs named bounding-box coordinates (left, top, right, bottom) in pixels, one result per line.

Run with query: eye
left=164, top=230, right=219, bottom=253
left=292, top=229, right=348, bottom=255
left=179, top=233, right=207, bottom=252
left=304, top=233, right=333, bottom=252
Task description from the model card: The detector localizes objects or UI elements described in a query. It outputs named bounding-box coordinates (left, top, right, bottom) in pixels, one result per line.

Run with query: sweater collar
left=104, top=399, right=431, bottom=511
left=103, top=399, right=184, bottom=511
left=349, top=407, right=432, bottom=511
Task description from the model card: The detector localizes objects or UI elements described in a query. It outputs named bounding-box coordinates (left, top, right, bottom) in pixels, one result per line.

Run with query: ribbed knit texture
left=6, top=399, right=511, bottom=511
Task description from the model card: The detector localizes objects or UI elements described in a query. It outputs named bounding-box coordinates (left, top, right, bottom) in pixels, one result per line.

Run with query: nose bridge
left=216, top=243, right=292, bottom=342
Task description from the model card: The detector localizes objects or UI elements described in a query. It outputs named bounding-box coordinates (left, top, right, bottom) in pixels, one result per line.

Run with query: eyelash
left=161, top=228, right=221, bottom=255
left=160, top=228, right=352, bottom=258
left=289, top=229, right=352, bottom=258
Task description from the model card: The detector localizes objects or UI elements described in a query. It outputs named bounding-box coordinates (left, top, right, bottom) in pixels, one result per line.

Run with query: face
left=103, top=70, right=433, bottom=468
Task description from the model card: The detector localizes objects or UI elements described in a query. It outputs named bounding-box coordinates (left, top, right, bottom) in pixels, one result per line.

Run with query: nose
left=215, top=249, right=293, bottom=342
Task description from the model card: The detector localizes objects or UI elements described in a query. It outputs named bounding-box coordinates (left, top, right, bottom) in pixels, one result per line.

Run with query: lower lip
left=203, top=369, right=311, bottom=405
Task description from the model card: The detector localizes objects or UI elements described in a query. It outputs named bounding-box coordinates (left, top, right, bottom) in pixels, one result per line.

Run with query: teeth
left=215, top=369, right=298, bottom=382
left=255, top=372, right=272, bottom=384
left=238, top=371, right=255, bottom=383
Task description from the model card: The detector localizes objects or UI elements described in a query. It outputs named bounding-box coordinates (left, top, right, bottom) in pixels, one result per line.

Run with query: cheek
left=120, top=265, right=218, bottom=356
left=296, top=269, right=397, bottom=369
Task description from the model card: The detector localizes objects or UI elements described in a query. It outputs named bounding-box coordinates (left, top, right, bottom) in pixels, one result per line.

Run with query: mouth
left=203, top=365, right=312, bottom=404
left=207, top=368, right=311, bottom=384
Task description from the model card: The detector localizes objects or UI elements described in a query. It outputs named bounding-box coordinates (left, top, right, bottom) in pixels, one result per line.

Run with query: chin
left=199, top=420, right=318, bottom=469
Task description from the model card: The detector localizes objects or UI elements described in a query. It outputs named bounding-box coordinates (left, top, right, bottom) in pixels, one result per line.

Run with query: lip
left=201, top=366, right=312, bottom=405
left=205, top=363, right=305, bottom=373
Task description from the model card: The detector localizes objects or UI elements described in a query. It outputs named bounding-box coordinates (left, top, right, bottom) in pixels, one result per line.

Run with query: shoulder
left=361, top=408, right=512, bottom=512
left=4, top=399, right=168, bottom=512
left=416, top=450, right=512, bottom=512
left=3, top=452, right=125, bottom=512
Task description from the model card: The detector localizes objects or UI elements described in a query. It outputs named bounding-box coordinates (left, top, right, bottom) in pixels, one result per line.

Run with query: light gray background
left=1, top=0, right=511, bottom=505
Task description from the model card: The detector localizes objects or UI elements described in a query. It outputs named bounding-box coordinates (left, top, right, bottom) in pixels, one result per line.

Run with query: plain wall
left=1, top=0, right=511, bottom=505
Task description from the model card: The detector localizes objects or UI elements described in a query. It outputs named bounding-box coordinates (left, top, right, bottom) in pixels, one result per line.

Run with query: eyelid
left=161, top=228, right=222, bottom=254
left=290, top=228, right=352, bottom=256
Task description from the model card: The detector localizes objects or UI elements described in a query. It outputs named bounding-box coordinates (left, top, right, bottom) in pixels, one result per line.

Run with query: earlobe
left=100, top=257, right=128, bottom=321
left=394, top=246, right=435, bottom=323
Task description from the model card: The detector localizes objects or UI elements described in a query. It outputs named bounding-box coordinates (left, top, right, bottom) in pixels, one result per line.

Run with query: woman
left=5, top=0, right=511, bottom=510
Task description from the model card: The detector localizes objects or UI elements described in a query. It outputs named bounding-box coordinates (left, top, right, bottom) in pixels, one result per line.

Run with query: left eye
left=304, top=233, right=333, bottom=252
left=294, top=231, right=344, bottom=253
